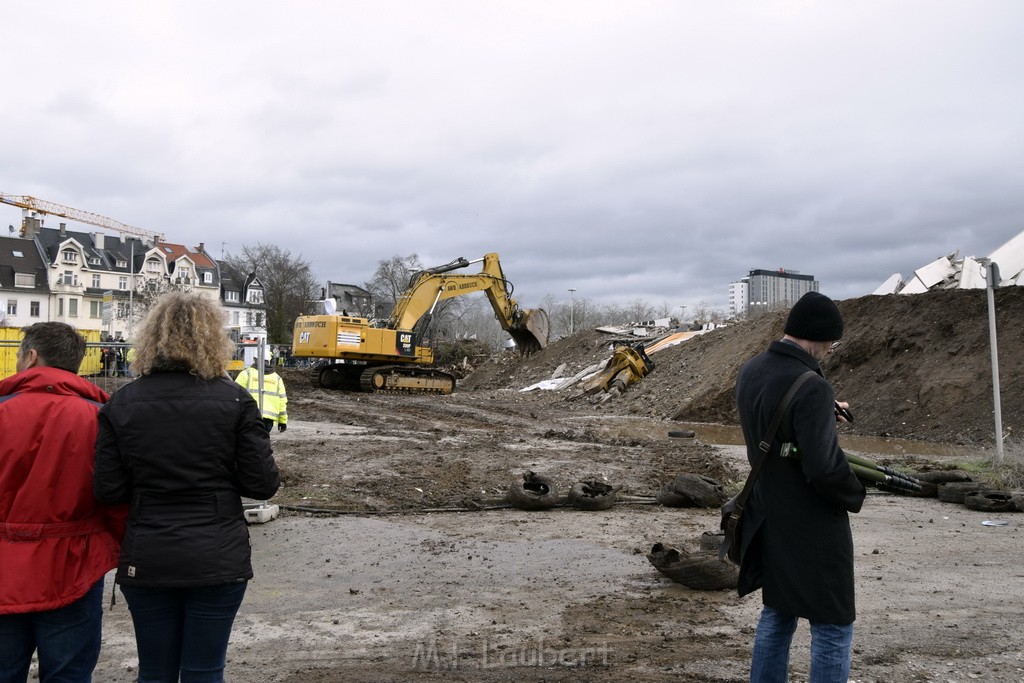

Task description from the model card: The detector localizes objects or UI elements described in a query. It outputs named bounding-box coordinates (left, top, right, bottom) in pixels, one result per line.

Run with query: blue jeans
left=0, top=579, right=104, bottom=683
left=120, top=582, right=247, bottom=683
left=750, top=605, right=853, bottom=683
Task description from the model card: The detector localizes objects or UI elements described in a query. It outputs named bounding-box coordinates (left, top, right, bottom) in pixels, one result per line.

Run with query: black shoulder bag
left=719, top=370, right=816, bottom=565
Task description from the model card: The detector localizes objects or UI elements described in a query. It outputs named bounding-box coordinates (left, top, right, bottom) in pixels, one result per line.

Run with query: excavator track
left=312, top=363, right=364, bottom=391
left=359, top=365, right=456, bottom=394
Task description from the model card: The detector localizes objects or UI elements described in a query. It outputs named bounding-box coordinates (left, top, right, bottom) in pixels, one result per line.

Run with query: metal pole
left=128, top=239, right=134, bottom=338
left=257, top=338, right=266, bottom=414
left=986, top=261, right=1004, bottom=462
left=568, top=288, right=576, bottom=335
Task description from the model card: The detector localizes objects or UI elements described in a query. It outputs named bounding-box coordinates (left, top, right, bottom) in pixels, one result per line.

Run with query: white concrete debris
left=875, top=229, right=1024, bottom=294
left=871, top=273, right=904, bottom=295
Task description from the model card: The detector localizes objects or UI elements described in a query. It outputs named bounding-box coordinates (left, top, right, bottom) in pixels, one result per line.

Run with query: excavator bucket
left=509, top=308, right=549, bottom=353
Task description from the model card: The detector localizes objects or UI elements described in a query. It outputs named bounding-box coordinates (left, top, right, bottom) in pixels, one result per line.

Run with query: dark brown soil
left=464, top=287, right=1024, bottom=446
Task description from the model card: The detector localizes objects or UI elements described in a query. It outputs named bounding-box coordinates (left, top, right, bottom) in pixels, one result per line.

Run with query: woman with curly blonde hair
left=94, top=291, right=280, bottom=682
left=129, top=291, right=236, bottom=379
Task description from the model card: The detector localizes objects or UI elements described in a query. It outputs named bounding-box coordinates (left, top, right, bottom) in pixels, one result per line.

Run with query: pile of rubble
left=873, top=229, right=1024, bottom=294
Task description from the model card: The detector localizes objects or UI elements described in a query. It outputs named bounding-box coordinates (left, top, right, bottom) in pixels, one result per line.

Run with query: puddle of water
left=669, top=423, right=968, bottom=459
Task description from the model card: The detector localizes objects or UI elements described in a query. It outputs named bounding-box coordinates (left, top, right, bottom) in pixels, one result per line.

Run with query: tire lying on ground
left=914, top=470, right=973, bottom=484
left=567, top=481, right=620, bottom=511
left=506, top=471, right=559, bottom=511
left=647, top=542, right=737, bottom=591
left=1012, top=492, right=1024, bottom=512
left=937, top=481, right=986, bottom=504
left=963, top=491, right=1016, bottom=513
left=909, top=481, right=939, bottom=498
left=908, top=470, right=973, bottom=498
left=699, top=531, right=725, bottom=553
left=656, top=473, right=728, bottom=508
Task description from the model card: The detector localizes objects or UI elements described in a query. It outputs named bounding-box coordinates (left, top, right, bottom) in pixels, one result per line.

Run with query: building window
left=62, top=249, right=78, bottom=263
left=30, top=301, right=40, bottom=317
left=62, top=270, right=78, bottom=286
left=117, top=302, right=130, bottom=319
left=14, top=273, right=34, bottom=288
left=203, top=272, right=212, bottom=284
left=89, top=257, right=102, bottom=265
left=232, top=311, right=240, bottom=325
left=247, top=289, right=263, bottom=304
left=146, top=258, right=162, bottom=274
left=92, top=274, right=101, bottom=288
left=116, top=259, right=127, bottom=268
left=226, top=291, right=239, bottom=302
left=68, top=298, right=78, bottom=317
left=90, top=301, right=101, bottom=318
left=6, top=300, right=15, bottom=315
left=119, top=276, right=128, bottom=290
left=58, top=298, right=64, bottom=316
left=255, top=313, right=263, bottom=327
left=12, top=250, right=24, bottom=257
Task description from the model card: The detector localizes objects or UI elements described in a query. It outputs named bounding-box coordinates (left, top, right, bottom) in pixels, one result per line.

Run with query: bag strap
left=734, top=370, right=817, bottom=510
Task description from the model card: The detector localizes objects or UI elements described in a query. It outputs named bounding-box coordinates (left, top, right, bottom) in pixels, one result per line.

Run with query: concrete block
left=244, top=504, right=280, bottom=524
left=914, top=254, right=957, bottom=288
left=898, top=276, right=930, bottom=294
left=958, top=256, right=987, bottom=289
left=872, top=273, right=903, bottom=295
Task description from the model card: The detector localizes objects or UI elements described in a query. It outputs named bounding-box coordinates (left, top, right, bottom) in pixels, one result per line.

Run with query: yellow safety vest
left=235, top=368, right=288, bottom=424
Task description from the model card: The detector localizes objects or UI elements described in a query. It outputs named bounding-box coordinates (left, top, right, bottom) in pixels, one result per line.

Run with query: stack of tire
left=919, top=470, right=1024, bottom=513
left=505, top=471, right=622, bottom=511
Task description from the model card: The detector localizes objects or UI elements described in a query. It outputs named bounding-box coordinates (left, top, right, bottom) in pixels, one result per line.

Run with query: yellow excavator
left=292, top=253, right=549, bottom=393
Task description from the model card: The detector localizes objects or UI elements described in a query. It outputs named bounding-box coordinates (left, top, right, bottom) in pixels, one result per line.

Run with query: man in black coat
left=735, top=292, right=866, bottom=683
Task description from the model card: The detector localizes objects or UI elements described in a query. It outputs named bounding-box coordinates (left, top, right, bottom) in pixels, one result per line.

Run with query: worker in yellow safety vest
left=235, top=355, right=288, bottom=433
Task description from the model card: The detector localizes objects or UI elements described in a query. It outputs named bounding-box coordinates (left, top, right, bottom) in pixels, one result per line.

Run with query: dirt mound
left=464, top=288, right=1024, bottom=446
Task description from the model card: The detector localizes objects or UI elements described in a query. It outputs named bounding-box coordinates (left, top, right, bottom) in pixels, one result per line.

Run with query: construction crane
left=0, top=193, right=164, bottom=241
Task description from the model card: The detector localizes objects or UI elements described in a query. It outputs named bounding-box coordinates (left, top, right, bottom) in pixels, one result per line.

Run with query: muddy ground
left=87, top=288, right=1024, bottom=682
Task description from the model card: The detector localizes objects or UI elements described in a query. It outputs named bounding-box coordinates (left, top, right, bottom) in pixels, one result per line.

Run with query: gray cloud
left=3, top=1, right=1023, bottom=313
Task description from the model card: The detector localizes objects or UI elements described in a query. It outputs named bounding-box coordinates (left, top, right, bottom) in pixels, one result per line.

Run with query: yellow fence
left=0, top=328, right=104, bottom=381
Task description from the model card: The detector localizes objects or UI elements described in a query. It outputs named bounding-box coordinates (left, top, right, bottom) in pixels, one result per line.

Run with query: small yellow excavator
left=292, top=253, right=549, bottom=393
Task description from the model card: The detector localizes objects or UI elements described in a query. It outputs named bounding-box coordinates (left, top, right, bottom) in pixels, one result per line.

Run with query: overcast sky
left=3, top=1, right=1023, bottom=312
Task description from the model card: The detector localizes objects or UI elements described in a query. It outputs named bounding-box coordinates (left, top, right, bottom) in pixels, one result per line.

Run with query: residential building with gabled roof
left=219, top=263, right=267, bottom=356
left=326, top=281, right=373, bottom=317
left=0, top=235, right=51, bottom=326
left=22, top=220, right=221, bottom=339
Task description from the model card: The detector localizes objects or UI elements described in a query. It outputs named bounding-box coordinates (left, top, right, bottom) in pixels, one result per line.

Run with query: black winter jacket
left=94, top=370, right=279, bottom=587
left=735, top=340, right=865, bottom=624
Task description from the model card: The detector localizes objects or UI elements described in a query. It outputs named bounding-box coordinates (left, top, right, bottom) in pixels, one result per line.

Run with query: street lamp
left=568, top=288, right=577, bottom=336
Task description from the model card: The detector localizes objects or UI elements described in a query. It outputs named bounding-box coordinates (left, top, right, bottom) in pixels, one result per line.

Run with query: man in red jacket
left=0, top=322, right=126, bottom=682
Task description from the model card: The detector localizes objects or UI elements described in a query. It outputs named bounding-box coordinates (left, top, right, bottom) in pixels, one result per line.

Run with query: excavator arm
left=389, top=253, right=549, bottom=352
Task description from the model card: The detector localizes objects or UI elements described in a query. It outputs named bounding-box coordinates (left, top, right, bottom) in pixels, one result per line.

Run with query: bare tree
left=223, top=244, right=319, bottom=344
left=364, top=254, right=424, bottom=319
left=542, top=292, right=598, bottom=340
left=689, top=300, right=727, bottom=326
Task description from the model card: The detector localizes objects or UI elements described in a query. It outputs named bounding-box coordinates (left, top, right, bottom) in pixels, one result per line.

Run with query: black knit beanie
left=784, top=292, right=844, bottom=341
